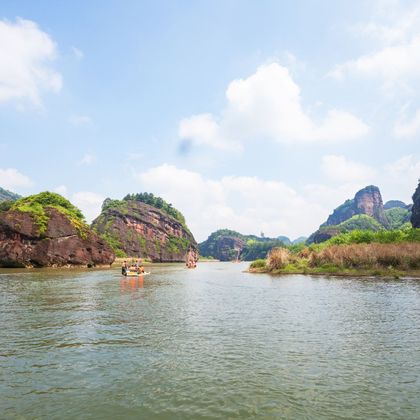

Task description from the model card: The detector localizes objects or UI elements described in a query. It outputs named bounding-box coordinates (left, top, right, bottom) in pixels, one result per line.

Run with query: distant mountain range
left=0, top=187, right=21, bottom=202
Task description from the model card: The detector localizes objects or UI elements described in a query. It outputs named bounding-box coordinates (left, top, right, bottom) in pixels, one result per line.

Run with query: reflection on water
left=120, top=275, right=144, bottom=292
left=0, top=263, right=420, bottom=419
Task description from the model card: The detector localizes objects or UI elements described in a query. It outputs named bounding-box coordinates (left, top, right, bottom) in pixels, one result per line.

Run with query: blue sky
left=0, top=0, right=419, bottom=241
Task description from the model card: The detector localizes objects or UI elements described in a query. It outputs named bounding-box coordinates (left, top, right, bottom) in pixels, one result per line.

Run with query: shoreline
left=247, top=267, right=420, bottom=279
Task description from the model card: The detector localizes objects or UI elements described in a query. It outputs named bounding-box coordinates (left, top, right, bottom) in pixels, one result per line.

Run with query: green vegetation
left=10, top=192, right=87, bottom=236
left=249, top=259, right=267, bottom=269
left=100, top=232, right=126, bottom=257
left=250, top=228, right=420, bottom=277
left=241, top=239, right=286, bottom=260
left=0, top=200, right=14, bottom=213
left=123, top=192, right=186, bottom=226
left=384, top=207, right=411, bottom=229
left=199, top=229, right=288, bottom=261
left=167, top=235, right=189, bottom=254
left=317, top=227, right=420, bottom=248
left=337, top=214, right=383, bottom=231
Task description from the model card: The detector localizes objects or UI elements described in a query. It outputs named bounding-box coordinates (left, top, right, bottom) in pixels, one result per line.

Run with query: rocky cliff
left=91, top=198, right=198, bottom=263
left=308, top=185, right=412, bottom=244
left=411, top=181, right=420, bottom=228
left=324, top=185, right=388, bottom=227
left=0, top=192, right=115, bottom=267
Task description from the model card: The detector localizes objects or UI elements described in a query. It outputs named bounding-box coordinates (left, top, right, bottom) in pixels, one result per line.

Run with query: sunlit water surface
left=1, top=263, right=419, bottom=419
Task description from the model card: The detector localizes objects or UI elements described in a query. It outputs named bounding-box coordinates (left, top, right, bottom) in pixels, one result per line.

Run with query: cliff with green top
left=91, top=193, right=198, bottom=263
left=0, top=192, right=114, bottom=267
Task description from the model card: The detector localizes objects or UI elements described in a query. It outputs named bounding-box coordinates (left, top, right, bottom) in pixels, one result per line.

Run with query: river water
left=1, top=262, right=419, bottom=419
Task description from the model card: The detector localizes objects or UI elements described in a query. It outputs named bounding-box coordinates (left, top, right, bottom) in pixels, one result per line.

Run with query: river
left=1, top=262, right=419, bottom=419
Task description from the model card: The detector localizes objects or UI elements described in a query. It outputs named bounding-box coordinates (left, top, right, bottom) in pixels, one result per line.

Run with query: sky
left=0, top=0, right=419, bottom=242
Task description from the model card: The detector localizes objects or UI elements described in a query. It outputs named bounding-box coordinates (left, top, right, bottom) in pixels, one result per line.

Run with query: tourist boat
left=123, top=269, right=151, bottom=277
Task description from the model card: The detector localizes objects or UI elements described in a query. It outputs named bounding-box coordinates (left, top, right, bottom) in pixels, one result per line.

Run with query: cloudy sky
left=0, top=0, right=419, bottom=241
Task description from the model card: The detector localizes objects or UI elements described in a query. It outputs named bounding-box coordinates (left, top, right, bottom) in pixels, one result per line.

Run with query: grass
left=11, top=192, right=89, bottom=237
left=249, top=240, right=420, bottom=278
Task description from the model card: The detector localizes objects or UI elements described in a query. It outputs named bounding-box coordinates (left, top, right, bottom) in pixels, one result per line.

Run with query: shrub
left=250, top=259, right=266, bottom=269
left=267, top=248, right=291, bottom=270
left=123, top=192, right=186, bottom=226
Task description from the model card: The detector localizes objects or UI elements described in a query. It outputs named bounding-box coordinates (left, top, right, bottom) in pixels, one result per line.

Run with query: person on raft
left=121, top=260, right=128, bottom=276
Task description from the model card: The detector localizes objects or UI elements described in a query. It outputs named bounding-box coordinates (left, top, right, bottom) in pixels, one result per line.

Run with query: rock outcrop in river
left=0, top=192, right=115, bottom=267
left=91, top=194, right=198, bottom=263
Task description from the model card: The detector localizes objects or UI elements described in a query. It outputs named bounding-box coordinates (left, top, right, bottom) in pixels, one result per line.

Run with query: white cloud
left=179, top=113, right=241, bottom=151
left=71, top=191, right=104, bottom=223
left=0, top=168, right=33, bottom=190
left=179, top=63, right=369, bottom=150
left=351, top=5, right=420, bottom=43
left=329, top=35, right=420, bottom=82
left=331, top=3, right=420, bottom=86
left=53, top=185, right=68, bottom=197
left=394, top=108, right=420, bottom=138
left=322, top=155, right=376, bottom=183
left=78, top=153, right=96, bottom=165
left=135, top=163, right=338, bottom=241
left=383, top=154, right=420, bottom=201
left=0, top=18, right=62, bottom=107
left=385, top=154, right=420, bottom=179
left=69, top=115, right=92, bottom=126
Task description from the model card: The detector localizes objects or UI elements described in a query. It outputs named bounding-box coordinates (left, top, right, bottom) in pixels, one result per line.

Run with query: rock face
left=411, top=181, right=420, bottom=228
left=307, top=227, right=341, bottom=244
left=91, top=200, right=198, bottom=263
left=324, top=185, right=388, bottom=227
left=0, top=208, right=115, bottom=267
left=306, top=185, right=411, bottom=244
left=200, top=234, right=245, bottom=262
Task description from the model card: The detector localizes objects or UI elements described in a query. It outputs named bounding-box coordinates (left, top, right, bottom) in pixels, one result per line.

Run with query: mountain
left=384, top=200, right=407, bottom=210
left=0, top=192, right=114, bottom=267
left=199, top=229, right=286, bottom=261
left=323, top=185, right=388, bottom=227
left=0, top=187, right=21, bottom=202
left=411, top=181, right=420, bottom=228
left=308, top=185, right=411, bottom=244
left=91, top=194, right=198, bottom=263
left=292, top=236, right=307, bottom=244
left=277, top=235, right=292, bottom=245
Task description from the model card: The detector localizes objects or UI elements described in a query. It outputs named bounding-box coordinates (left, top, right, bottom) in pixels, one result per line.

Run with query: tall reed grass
left=308, top=242, right=420, bottom=270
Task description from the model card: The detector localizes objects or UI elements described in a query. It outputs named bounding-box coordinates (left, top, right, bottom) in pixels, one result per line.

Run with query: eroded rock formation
left=92, top=200, right=198, bottom=263
left=0, top=208, right=114, bottom=267
left=324, top=185, right=388, bottom=227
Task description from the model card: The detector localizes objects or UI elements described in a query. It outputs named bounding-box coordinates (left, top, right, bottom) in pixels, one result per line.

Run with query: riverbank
left=249, top=242, right=420, bottom=278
